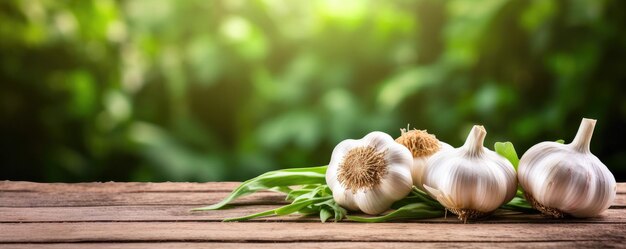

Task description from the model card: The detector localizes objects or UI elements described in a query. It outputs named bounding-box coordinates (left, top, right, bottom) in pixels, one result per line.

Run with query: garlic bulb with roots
left=518, top=118, right=616, bottom=218
left=422, top=125, right=517, bottom=222
left=326, top=131, right=413, bottom=215
left=395, top=128, right=452, bottom=190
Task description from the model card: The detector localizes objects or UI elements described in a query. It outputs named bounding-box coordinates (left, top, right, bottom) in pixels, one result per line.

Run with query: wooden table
left=0, top=181, right=624, bottom=248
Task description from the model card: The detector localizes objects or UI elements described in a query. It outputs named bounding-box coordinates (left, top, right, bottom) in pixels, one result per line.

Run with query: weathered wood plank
left=0, top=205, right=292, bottom=223
left=615, top=194, right=626, bottom=206
left=1, top=189, right=624, bottom=208
left=2, top=181, right=624, bottom=193
left=1, top=241, right=619, bottom=249
left=0, top=181, right=240, bottom=193
left=0, top=191, right=287, bottom=207
left=0, top=222, right=624, bottom=243
left=1, top=206, right=624, bottom=223
left=0, top=182, right=625, bottom=247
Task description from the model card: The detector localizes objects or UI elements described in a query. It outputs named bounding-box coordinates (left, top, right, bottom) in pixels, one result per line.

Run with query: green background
left=1, top=0, right=625, bottom=182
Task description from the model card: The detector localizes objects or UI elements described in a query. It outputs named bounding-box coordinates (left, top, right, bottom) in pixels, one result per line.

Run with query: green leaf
left=390, top=196, right=421, bottom=209
left=392, top=187, right=443, bottom=209
left=555, top=139, right=565, bottom=144
left=500, top=196, right=538, bottom=213
left=286, top=188, right=315, bottom=201
left=223, top=196, right=331, bottom=222
left=412, top=187, right=443, bottom=208
left=332, top=205, right=347, bottom=221
left=220, top=183, right=343, bottom=222
left=297, top=206, right=322, bottom=215
left=292, top=185, right=328, bottom=203
left=500, top=189, right=537, bottom=213
left=192, top=166, right=327, bottom=211
left=494, top=142, right=519, bottom=170
left=314, top=198, right=347, bottom=221
left=275, top=197, right=331, bottom=215
left=347, top=203, right=444, bottom=222
left=319, top=208, right=333, bottom=223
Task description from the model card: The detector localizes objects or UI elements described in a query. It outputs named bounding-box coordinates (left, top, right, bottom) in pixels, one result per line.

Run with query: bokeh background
left=1, top=0, right=625, bottom=182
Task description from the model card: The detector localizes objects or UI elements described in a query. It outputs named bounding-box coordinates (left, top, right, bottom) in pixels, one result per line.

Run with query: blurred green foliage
left=1, top=0, right=625, bottom=182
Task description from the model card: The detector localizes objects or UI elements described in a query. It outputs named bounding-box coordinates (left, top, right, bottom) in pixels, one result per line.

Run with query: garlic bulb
left=395, top=128, right=452, bottom=190
left=422, top=125, right=517, bottom=221
left=518, top=118, right=616, bottom=218
left=326, top=131, right=413, bottom=215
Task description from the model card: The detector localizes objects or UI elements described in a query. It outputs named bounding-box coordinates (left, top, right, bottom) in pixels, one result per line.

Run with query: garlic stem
left=571, top=118, right=596, bottom=153
left=462, top=125, right=486, bottom=157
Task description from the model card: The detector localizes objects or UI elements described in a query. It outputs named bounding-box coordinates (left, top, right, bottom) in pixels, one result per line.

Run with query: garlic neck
left=570, top=118, right=596, bottom=153
left=462, top=125, right=486, bottom=157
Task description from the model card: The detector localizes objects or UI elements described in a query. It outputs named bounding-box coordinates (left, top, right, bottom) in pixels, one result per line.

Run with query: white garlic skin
left=411, top=142, right=453, bottom=190
left=326, top=131, right=414, bottom=215
left=422, top=126, right=517, bottom=214
left=518, top=118, right=616, bottom=218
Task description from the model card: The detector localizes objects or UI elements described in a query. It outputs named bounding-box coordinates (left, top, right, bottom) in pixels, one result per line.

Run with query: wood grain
left=0, top=222, right=624, bottom=243
left=3, top=181, right=624, bottom=193
left=1, top=205, right=625, bottom=223
left=1, top=186, right=624, bottom=208
left=0, top=182, right=624, bottom=249
left=0, top=181, right=240, bottom=193
left=1, top=241, right=619, bottom=249
left=0, top=191, right=287, bottom=207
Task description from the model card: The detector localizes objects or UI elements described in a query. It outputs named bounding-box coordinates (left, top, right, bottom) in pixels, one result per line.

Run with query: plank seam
left=1, top=220, right=624, bottom=224
left=0, top=202, right=289, bottom=208
left=0, top=204, right=623, bottom=209
left=0, top=239, right=623, bottom=244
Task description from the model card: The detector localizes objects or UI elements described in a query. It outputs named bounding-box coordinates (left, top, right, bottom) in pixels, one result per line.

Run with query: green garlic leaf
left=298, top=206, right=321, bottom=215
left=275, top=196, right=331, bottom=215
left=192, top=166, right=327, bottom=211
left=314, top=198, right=347, bottom=221
left=556, top=139, right=565, bottom=144
left=392, top=187, right=442, bottom=209
left=494, top=141, right=519, bottom=170
left=501, top=196, right=538, bottom=213
left=333, top=205, right=347, bottom=221
left=347, top=203, right=443, bottom=222
left=286, top=184, right=321, bottom=200
left=223, top=196, right=332, bottom=222
left=320, top=208, right=333, bottom=223
left=292, top=185, right=328, bottom=203
left=412, top=187, right=443, bottom=208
